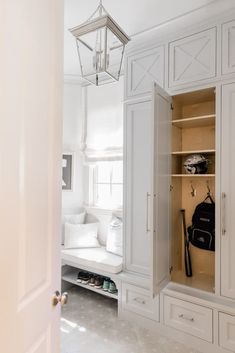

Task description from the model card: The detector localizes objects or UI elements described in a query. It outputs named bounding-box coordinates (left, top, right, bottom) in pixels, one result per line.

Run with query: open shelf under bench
left=62, top=267, right=118, bottom=300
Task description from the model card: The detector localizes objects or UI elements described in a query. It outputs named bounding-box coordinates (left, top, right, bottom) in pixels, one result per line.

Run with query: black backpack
left=187, top=195, right=215, bottom=251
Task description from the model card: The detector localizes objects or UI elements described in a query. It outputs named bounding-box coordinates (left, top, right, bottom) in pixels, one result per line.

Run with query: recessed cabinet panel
left=169, top=28, right=216, bottom=88
left=221, top=83, right=235, bottom=299
left=124, top=99, right=153, bottom=275
left=222, top=20, right=235, bottom=75
left=219, top=312, right=235, bottom=352
left=125, top=46, right=164, bottom=99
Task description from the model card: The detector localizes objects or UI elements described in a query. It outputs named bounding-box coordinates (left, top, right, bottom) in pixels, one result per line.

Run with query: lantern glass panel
left=106, top=28, right=124, bottom=80
left=77, top=27, right=106, bottom=78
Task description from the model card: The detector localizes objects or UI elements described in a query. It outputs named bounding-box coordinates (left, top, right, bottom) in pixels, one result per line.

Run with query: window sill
left=84, top=205, right=123, bottom=216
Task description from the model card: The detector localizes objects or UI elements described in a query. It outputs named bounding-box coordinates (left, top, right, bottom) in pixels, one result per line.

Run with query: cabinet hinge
left=169, top=266, right=173, bottom=274
left=170, top=103, right=174, bottom=111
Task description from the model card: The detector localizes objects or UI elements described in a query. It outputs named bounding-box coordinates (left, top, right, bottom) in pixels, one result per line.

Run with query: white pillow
left=106, top=216, right=123, bottom=256
left=61, top=212, right=86, bottom=245
left=64, top=223, right=100, bottom=249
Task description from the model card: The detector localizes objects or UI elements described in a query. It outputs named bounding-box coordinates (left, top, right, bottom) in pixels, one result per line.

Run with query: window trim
left=87, top=160, right=123, bottom=211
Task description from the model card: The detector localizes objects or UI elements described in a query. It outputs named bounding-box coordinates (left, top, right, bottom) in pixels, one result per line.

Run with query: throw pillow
left=64, top=222, right=100, bottom=249
left=61, top=212, right=86, bottom=245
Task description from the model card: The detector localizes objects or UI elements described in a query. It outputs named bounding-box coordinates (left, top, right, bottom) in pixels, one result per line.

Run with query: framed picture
left=62, top=153, right=74, bottom=191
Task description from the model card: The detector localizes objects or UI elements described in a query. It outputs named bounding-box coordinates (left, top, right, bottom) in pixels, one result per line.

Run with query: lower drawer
left=121, top=283, right=159, bottom=321
left=164, top=295, right=213, bottom=342
left=219, top=312, right=235, bottom=352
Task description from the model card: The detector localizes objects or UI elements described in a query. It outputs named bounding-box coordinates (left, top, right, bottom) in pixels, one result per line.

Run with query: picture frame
left=62, top=153, right=74, bottom=191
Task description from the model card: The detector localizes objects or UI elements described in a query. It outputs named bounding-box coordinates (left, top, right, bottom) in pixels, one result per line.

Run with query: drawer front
left=125, top=46, right=164, bottom=99
left=122, top=283, right=159, bottom=321
left=219, top=312, right=235, bottom=352
left=168, top=28, right=216, bottom=88
left=222, top=20, right=235, bottom=75
left=164, top=296, right=213, bottom=342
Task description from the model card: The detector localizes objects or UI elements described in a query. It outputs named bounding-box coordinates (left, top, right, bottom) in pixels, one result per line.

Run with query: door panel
left=151, top=83, right=172, bottom=296
left=124, top=98, right=153, bottom=275
left=0, top=1, right=63, bottom=352
left=221, top=83, right=235, bottom=299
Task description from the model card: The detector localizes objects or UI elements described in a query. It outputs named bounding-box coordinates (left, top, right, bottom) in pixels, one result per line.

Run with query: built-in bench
left=61, top=207, right=123, bottom=299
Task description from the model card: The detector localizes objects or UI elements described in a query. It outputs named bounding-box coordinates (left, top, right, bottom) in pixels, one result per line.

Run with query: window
left=92, top=161, right=123, bottom=209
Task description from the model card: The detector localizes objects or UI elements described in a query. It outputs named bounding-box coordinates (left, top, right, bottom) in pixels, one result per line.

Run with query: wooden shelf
left=62, top=269, right=118, bottom=300
left=172, top=174, right=215, bottom=177
left=172, top=114, right=215, bottom=128
left=172, top=149, right=215, bottom=156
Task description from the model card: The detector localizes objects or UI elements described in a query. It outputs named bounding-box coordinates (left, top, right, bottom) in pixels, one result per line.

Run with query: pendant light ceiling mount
left=69, top=0, right=130, bottom=86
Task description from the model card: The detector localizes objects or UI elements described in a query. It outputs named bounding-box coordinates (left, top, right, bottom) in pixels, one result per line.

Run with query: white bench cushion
left=61, top=247, right=123, bottom=274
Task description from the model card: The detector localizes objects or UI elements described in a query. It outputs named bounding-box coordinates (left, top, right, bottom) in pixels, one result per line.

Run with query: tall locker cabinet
left=124, top=85, right=171, bottom=296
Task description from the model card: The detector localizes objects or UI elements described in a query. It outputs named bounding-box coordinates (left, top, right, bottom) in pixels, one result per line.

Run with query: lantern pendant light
left=69, top=0, right=130, bottom=86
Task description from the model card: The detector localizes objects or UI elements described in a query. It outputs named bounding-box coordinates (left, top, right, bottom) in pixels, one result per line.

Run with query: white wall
left=62, top=82, right=84, bottom=214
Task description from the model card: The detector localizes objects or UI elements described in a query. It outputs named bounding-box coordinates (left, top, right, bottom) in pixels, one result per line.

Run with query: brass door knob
left=52, top=291, right=68, bottom=306
left=61, top=292, right=68, bottom=305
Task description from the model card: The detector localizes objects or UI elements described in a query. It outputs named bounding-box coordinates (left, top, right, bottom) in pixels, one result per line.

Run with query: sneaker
left=81, top=273, right=91, bottom=285
left=94, top=276, right=104, bottom=289
left=88, top=275, right=96, bottom=286
left=102, top=278, right=110, bottom=291
left=77, top=271, right=87, bottom=283
left=108, top=281, right=118, bottom=294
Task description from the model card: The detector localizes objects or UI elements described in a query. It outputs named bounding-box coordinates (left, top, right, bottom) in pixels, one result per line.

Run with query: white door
left=221, top=82, right=235, bottom=299
left=0, top=1, right=63, bottom=352
left=124, top=97, right=153, bottom=275
left=151, top=83, right=172, bottom=296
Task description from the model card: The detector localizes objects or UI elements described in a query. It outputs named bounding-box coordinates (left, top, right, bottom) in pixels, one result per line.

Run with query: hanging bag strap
left=203, top=193, right=215, bottom=204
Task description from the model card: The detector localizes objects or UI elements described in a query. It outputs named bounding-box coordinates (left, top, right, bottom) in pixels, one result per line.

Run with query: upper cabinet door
left=222, top=20, right=235, bottom=75
left=221, top=82, right=235, bottom=300
left=169, top=28, right=216, bottom=88
left=125, top=46, right=165, bottom=100
left=124, top=97, right=154, bottom=275
left=151, top=83, right=172, bottom=297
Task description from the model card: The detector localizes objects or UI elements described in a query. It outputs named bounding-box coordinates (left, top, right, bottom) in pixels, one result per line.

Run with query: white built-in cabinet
left=121, top=11, right=235, bottom=353
left=222, top=20, right=235, bottom=75
left=221, top=82, right=235, bottom=300
left=168, top=28, right=216, bottom=88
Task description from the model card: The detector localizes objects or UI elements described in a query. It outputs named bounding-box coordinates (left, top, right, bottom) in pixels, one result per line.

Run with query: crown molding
left=126, top=0, right=235, bottom=52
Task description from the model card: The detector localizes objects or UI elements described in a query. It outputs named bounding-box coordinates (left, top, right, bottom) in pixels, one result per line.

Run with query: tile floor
left=61, top=286, right=200, bottom=353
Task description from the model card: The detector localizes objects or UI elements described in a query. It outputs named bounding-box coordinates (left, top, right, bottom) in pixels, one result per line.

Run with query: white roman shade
left=82, top=76, right=123, bottom=161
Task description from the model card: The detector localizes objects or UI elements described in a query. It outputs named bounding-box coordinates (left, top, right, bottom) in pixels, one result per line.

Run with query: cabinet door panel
left=221, top=82, right=235, bottom=299
left=169, top=28, right=216, bottom=88
left=152, top=83, right=171, bottom=296
left=124, top=99, right=153, bottom=275
left=222, top=20, right=235, bottom=75
left=125, top=46, right=164, bottom=99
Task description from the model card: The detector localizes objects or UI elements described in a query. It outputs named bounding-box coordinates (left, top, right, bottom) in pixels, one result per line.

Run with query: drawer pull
left=146, top=192, right=151, bottom=232
left=221, top=192, right=226, bottom=236
left=178, top=313, right=194, bottom=322
left=133, top=297, right=146, bottom=305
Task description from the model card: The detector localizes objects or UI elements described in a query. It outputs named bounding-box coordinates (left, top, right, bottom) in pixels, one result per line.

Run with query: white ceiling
left=64, top=0, right=217, bottom=76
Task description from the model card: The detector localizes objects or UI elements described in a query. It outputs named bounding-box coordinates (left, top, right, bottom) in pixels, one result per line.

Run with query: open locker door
left=150, top=83, right=172, bottom=297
